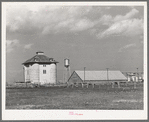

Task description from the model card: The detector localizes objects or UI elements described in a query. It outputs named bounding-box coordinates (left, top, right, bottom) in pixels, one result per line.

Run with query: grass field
left=6, top=83, right=143, bottom=109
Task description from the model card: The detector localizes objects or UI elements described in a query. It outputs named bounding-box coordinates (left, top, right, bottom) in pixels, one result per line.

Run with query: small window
left=43, top=70, right=46, bottom=74
left=34, top=58, right=40, bottom=62
left=49, top=58, right=53, bottom=61
left=43, top=65, right=46, bottom=67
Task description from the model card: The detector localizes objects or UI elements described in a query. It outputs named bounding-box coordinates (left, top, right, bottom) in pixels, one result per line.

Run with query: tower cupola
left=36, top=51, right=44, bottom=55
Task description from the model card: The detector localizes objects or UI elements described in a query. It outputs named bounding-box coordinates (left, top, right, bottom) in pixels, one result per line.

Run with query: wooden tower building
left=22, top=51, right=58, bottom=85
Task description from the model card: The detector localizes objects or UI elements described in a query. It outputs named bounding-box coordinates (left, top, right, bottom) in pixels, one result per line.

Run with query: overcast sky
left=5, top=3, right=144, bottom=83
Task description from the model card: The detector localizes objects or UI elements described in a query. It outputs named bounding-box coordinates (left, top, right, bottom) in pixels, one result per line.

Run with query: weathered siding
left=24, top=63, right=57, bottom=85
left=49, top=63, right=56, bottom=84
left=39, top=63, right=57, bottom=85
left=30, top=63, right=40, bottom=83
left=24, top=65, right=31, bottom=82
left=39, top=64, right=49, bottom=84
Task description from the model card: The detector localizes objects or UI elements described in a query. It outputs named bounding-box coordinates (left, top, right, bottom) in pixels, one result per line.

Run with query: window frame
left=43, top=70, right=46, bottom=74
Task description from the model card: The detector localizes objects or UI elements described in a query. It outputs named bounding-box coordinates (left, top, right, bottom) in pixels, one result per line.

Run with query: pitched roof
left=23, top=54, right=58, bottom=64
left=75, top=70, right=127, bottom=81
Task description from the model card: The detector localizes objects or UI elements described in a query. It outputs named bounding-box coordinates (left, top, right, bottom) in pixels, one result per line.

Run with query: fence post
left=118, top=82, right=120, bottom=88
left=82, top=83, right=84, bottom=88
left=92, top=84, right=94, bottom=88
left=134, top=81, right=136, bottom=89
left=87, top=83, right=88, bottom=88
left=112, top=82, right=114, bottom=88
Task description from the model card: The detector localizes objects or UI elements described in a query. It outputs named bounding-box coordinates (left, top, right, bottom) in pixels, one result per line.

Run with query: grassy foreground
left=6, top=83, right=143, bottom=109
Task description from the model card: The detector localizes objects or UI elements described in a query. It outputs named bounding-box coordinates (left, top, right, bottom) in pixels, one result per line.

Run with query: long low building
left=67, top=70, right=127, bottom=87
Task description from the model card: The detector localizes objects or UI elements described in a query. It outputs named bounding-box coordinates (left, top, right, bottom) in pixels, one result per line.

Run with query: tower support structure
left=63, top=58, right=71, bottom=84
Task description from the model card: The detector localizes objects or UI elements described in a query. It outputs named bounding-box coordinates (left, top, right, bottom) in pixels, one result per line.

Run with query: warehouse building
left=67, top=70, right=127, bottom=88
left=22, top=51, right=58, bottom=85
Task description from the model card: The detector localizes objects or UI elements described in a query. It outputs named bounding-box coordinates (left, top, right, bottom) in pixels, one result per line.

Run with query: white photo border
left=2, top=1, right=148, bottom=120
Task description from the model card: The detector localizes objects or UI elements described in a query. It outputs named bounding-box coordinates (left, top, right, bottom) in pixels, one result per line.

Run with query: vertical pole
left=67, top=67, right=69, bottom=82
left=134, top=81, right=136, bottom=89
left=127, top=73, right=129, bottom=81
left=112, top=82, right=114, bottom=88
left=67, top=83, right=69, bottom=88
left=83, top=67, right=86, bottom=89
left=64, top=59, right=65, bottom=84
left=107, top=68, right=110, bottom=88
left=69, top=66, right=71, bottom=80
left=137, top=68, right=139, bottom=82
left=15, top=80, right=16, bottom=87
left=56, top=63, right=57, bottom=84
left=92, top=84, right=94, bottom=88
left=118, top=82, right=120, bottom=88
left=82, top=83, right=84, bottom=88
left=106, top=68, right=109, bottom=81
left=84, top=67, right=86, bottom=82
left=23, top=66, right=25, bottom=82
left=63, top=67, right=65, bottom=84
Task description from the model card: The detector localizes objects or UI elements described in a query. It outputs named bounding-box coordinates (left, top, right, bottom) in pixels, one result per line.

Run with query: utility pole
left=106, top=68, right=109, bottom=80
left=137, top=68, right=139, bottom=81
left=84, top=67, right=86, bottom=82
left=134, top=68, right=138, bottom=89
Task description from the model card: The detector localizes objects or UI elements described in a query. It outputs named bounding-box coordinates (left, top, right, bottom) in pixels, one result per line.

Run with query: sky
left=5, top=3, right=144, bottom=83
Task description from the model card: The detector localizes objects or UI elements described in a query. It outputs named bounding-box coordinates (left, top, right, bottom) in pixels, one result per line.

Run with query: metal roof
left=23, top=54, right=58, bottom=64
left=75, top=70, right=127, bottom=81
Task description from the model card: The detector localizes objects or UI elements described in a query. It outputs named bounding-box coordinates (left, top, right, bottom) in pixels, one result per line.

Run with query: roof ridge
left=74, top=70, right=127, bottom=80
left=23, top=55, right=37, bottom=64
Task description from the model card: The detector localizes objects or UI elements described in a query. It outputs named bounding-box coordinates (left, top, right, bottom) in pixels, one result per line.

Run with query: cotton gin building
left=67, top=70, right=127, bottom=88
left=22, top=51, right=58, bottom=85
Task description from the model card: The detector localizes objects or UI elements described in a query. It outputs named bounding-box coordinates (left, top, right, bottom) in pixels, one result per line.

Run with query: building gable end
left=68, top=71, right=83, bottom=83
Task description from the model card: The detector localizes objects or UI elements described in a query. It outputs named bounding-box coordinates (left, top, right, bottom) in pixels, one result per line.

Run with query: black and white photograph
left=2, top=2, right=147, bottom=120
